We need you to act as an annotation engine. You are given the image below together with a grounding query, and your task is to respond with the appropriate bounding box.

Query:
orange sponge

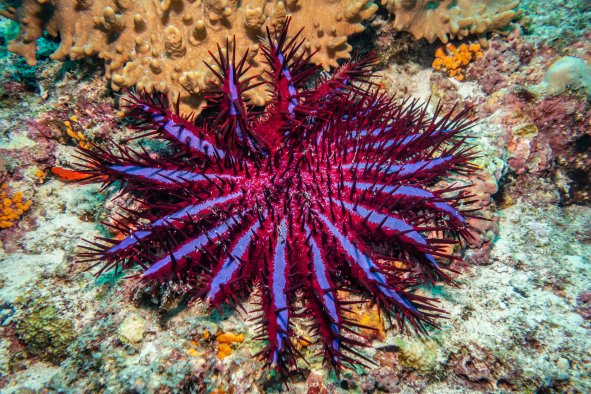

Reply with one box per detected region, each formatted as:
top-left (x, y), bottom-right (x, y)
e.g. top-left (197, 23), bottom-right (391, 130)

top-left (432, 42), bottom-right (484, 81)
top-left (0, 183), bottom-right (31, 229)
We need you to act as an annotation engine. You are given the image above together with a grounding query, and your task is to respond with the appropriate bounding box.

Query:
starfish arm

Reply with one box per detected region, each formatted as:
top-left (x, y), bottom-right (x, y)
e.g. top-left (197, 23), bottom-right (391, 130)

top-left (301, 225), bottom-right (344, 369)
top-left (204, 217), bottom-right (264, 305)
top-left (125, 92), bottom-right (225, 159)
top-left (342, 181), bottom-right (465, 225)
top-left (103, 192), bottom-right (244, 260)
top-left (141, 214), bottom-right (243, 280)
top-left (264, 219), bottom-right (292, 367)
top-left (204, 41), bottom-right (263, 152)
top-left (313, 209), bottom-right (436, 332)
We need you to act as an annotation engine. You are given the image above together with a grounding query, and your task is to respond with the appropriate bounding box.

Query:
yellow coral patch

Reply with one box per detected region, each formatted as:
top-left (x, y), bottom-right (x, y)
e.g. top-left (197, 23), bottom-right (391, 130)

top-left (210, 387), bottom-right (232, 394)
top-left (215, 332), bottom-right (244, 359)
top-left (343, 302), bottom-right (386, 341)
top-left (216, 332), bottom-right (244, 344)
top-left (0, 184), bottom-right (31, 229)
top-left (64, 115), bottom-right (91, 149)
top-left (358, 306), bottom-right (387, 341)
top-left (34, 168), bottom-right (46, 183)
top-left (432, 42), bottom-right (484, 81)
top-left (217, 343), bottom-right (233, 359)
top-left (295, 336), bottom-right (312, 351)
top-left (187, 347), bottom-right (204, 358)
top-left (202, 329), bottom-right (210, 340)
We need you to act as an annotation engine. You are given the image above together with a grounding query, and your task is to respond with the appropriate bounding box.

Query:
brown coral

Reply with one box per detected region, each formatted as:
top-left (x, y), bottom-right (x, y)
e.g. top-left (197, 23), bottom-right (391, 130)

top-left (381, 0), bottom-right (521, 45)
top-left (2, 0), bottom-right (377, 112)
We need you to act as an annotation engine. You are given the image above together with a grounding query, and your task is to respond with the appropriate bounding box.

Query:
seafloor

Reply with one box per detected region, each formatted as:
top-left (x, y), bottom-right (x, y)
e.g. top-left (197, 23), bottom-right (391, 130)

top-left (0, 1), bottom-right (590, 393)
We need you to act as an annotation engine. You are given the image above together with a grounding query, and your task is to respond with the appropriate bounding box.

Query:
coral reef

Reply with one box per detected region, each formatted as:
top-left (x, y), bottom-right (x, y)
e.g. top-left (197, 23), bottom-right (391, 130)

top-left (76, 24), bottom-right (477, 376)
top-left (0, 0), bottom-right (590, 392)
top-left (1, 0), bottom-right (377, 112)
top-left (0, 0), bottom-right (522, 113)
top-left (359, 203), bottom-right (591, 393)
top-left (394, 59), bottom-right (505, 263)
top-left (468, 27), bottom-right (591, 205)
top-left (381, 0), bottom-right (521, 45)
top-left (520, 0), bottom-right (591, 47)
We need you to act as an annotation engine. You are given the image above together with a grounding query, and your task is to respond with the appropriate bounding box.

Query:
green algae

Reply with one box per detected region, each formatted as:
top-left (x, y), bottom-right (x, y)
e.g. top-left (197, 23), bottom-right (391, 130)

top-left (394, 337), bottom-right (440, 373)
top-left (4, 19), bottom-right (19, 42)
top-left (16, 301), bottom-right (77, 363)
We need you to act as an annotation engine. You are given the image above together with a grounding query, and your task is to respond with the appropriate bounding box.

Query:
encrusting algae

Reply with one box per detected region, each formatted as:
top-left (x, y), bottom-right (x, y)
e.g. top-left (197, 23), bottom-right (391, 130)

top-left (15, 301), bottom-right (77, 363)
top-left (0, 183), bottom-right (31, 229)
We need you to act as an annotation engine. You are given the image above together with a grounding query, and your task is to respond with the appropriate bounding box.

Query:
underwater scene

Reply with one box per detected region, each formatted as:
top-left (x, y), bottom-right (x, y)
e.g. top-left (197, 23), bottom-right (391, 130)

top-left (0, 1), bottom-right (590, 393)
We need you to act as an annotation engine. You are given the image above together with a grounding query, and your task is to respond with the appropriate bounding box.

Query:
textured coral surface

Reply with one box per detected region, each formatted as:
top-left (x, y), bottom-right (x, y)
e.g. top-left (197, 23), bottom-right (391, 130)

top-left (0, 0), bottom-right (521, 112)
top-left (381, 0), bottom-right (521, 44)
top-left (2, 0), bottom-right (377, 112)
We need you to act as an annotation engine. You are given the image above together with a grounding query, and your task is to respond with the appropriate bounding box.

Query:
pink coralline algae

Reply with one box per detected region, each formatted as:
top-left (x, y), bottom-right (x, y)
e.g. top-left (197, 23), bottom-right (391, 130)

top-left (468, 27), bottom-right (591, 205)
top-left (77, 24), bottom-right (478, 376)
top-left (491, 82), bottom-right (591, 205)
top-left (576, 289), bottom-right (591, 321)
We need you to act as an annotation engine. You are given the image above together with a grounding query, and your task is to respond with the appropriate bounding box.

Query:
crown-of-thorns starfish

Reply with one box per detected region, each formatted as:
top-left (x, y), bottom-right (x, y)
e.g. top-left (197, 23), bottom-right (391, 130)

top-left (77, 20), bottom-right (479, 377)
